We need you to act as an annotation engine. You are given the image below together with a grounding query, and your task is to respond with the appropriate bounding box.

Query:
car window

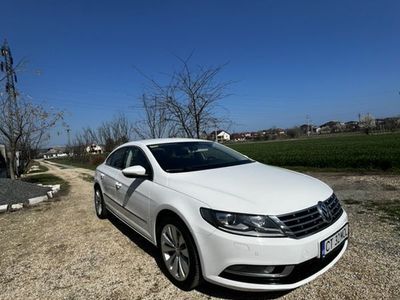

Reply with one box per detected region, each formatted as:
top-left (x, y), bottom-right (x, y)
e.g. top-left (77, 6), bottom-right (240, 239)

top-left (124, 147), bottom-right (152, 174)
top-left (148, 141), bottom-right (253, 173)
top-left (106, 147), bottom-right (127, 169)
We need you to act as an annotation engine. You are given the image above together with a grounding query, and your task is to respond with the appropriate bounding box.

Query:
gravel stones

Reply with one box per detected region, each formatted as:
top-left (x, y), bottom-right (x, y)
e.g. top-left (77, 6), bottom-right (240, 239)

top-left (0, 178), bottom-right (51, 206)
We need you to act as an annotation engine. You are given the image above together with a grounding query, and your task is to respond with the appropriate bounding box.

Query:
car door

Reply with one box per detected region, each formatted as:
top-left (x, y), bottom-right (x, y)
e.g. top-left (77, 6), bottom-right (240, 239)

top-left (101, 147), bottom-right (127, 205)
top-left (113, 146), bottom-right (153, 238)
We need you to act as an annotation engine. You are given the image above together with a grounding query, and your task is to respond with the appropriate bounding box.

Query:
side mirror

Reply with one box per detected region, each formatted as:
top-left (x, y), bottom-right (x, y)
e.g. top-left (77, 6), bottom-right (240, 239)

top-left (122, 165), bottom-right (147, 178)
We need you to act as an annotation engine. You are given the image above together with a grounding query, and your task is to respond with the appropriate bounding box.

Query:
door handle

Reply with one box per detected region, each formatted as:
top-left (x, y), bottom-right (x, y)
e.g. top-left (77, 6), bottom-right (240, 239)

top-left (115, 182), bottom-right (122, 190)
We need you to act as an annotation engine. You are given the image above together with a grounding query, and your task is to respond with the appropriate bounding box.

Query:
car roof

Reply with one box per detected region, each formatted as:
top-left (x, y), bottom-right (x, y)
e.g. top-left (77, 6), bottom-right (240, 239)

top-left (122, 138), bottom-right (213, 147)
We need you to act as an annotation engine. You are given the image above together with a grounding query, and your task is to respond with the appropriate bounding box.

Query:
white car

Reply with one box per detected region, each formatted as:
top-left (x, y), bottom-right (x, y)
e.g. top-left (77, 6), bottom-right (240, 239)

top-left (94, 138), bottom-right (348, 291)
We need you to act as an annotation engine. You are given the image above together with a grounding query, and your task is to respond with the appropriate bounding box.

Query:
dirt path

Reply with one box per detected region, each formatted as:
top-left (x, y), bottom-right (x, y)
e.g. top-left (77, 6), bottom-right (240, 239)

top-left (0, 164), bottom-right (399, 300)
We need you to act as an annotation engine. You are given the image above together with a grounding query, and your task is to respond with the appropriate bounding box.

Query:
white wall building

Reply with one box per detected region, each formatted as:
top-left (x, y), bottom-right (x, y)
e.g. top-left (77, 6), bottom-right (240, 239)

top-left (86, 144), bottom-right (104, 154)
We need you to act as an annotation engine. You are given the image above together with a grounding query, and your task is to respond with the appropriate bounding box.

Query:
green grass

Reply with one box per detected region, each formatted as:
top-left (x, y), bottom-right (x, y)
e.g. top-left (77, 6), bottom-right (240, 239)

top-left (22, 173), bottom-right (70, 196)
top-left (52, 155), bottom-right (105, 170)
top-left (229, 133), bottom-right (400, 173)
top-left (26, 162), bottom-right (49, 173)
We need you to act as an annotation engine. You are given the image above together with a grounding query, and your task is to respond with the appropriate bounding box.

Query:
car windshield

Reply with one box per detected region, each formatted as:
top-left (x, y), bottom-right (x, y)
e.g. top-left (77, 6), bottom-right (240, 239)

top-left (147, 141), bottom-right (253, 173)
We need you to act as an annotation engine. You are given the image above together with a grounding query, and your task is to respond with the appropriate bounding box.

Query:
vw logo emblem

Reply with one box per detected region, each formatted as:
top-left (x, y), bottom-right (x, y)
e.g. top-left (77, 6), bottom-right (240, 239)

top-left (317, 201), bottom-right (333, 223)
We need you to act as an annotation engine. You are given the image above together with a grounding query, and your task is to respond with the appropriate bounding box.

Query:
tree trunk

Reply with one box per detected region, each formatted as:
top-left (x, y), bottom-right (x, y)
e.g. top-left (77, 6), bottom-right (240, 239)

top-left (7, 146), bottom-right (16, 179)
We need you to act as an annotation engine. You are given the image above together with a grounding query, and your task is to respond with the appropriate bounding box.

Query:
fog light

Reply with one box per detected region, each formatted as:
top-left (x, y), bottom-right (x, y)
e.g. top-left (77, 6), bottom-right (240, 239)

top-left (223, 264), bottom-right (294, 278)
top-left (226, 265), bottom-right (275, 275)
top-left (263, 266), bottom-right (275, 274)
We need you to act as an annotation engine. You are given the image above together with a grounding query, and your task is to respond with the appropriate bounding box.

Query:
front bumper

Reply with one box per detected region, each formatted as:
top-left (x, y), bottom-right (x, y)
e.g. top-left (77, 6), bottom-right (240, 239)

top-left (195, 211), bottom-right (348, 291)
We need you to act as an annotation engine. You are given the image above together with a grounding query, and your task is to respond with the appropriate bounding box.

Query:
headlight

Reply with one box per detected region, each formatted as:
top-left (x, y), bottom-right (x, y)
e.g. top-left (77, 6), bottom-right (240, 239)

top-left (200, 208), bottom-right (286, 237)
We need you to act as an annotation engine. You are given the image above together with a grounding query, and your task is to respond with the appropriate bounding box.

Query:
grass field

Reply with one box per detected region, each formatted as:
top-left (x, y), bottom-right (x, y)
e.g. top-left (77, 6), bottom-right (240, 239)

top-left (52, 133), bottom-right (399, 173)
top-left (51, 155), bottom-right (105, 170)
top-left (22, 173), bottom-right (70, 196)
top-left (228, 133), bottom-right (400, 172)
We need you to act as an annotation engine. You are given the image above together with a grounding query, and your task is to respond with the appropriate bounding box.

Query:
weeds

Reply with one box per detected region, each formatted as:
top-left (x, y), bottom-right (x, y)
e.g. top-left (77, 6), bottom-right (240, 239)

top-left (79, 174), bottom-right (94, 183)
top-left (22, 174), bottom-right (70, 196)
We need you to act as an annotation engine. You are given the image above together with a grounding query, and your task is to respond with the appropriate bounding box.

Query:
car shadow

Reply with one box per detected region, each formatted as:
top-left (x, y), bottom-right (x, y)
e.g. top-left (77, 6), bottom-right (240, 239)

top-left (108, 213), bottom-right (159, 257)
top-left (108, 214), bottom-right (293, 300)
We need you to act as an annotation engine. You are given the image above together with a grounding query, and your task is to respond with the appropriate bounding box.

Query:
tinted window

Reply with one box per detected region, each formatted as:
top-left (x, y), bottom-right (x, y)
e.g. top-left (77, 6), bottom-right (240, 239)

top-left (106, 147), bottom-right (127, 169)
top-left (148, 142), bottom-right (253, 173)
top-left (124, 147), bottom-right (151, 173)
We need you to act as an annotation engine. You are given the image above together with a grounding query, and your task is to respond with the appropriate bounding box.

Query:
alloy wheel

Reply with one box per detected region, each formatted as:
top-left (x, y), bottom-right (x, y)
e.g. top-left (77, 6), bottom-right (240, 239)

top-left (160, 224), bottom-right (190, 281)
top-left (95, 189), bottom-right (102, 215)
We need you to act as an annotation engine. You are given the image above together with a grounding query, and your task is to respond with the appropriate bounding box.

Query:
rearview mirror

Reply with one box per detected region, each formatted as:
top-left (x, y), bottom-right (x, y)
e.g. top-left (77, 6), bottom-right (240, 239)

top-left (122, 165), bottom-right (147, 178)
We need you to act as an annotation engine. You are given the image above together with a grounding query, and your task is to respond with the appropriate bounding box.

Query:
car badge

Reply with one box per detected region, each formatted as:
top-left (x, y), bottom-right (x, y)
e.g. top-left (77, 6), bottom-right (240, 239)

top-left (317, 201), bottom-right (333, 223)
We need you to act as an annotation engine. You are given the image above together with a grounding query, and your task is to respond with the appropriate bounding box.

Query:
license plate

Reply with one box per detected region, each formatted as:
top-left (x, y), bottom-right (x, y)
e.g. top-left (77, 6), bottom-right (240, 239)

top-left (320, 224), bottom-right (349, 257)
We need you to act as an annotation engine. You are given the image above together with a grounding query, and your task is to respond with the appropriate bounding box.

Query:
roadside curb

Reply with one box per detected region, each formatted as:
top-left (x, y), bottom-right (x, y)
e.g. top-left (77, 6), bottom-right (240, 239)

top-left (28, 195), bottom-right (48, 205)
top-left (0, 204), bottom-right (8, 213)
top-left (0, 184), bottom-right (61, 214)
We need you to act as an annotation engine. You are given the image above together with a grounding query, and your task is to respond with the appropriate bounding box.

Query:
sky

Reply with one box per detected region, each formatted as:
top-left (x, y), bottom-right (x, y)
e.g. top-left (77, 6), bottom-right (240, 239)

top-left (1, 0), bottom-right (399, 146)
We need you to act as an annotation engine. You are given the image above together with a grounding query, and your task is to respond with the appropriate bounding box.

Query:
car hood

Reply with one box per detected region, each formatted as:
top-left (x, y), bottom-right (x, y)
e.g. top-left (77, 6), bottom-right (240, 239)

top-left (166, 162), bottom-right (333, 215)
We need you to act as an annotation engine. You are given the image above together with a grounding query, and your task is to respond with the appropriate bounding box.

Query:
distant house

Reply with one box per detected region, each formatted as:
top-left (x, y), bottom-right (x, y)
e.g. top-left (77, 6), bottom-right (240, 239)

top-left (319, 121), bottom-right (345, 134)
top-left (299, 124), bottom-right (317, 135)
top-left (376, 117), bottom-right (400, 130)
top-left (86, 143), bottom-right (104, 154)
top-left (276, 128), bottom-right (286, 135)
top-left (0, 144), bottom-right (8, 178)
top-left (208, 130), bottom-right (231, 142)
top-left (43, 147), bottom-right (68, 159)
top-left (260, 128), bottom-right (282, 136)
top-left (345, 121), bottom-right (359, 132)
top-left (244, 132), bottom-right (253, 139)
top-left (230, 133), bottom-right (246, 142)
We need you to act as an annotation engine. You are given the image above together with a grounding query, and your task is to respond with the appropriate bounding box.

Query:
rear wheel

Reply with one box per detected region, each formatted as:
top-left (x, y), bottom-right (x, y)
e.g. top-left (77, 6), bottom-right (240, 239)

top-left (158, 216), bottom-right (201, 290)
top-left (94, 187), bottom-right (108, 219)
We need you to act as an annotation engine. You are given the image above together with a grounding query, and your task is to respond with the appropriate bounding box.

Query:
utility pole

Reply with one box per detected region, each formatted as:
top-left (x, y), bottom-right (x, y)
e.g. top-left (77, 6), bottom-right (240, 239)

top-left (306, 115), bottom-right (311, 137)
top-left (1, 40), bottom-right (18, 102)
top-left (66, 128), bottom-right (71, 146)
top-left (0, 40), bottom-right (19, 178)
top-left (66, 127), bottom-right (72, 156)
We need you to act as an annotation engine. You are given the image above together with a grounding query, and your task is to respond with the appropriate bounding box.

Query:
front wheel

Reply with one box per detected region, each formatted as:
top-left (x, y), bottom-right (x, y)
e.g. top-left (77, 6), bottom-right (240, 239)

top-left (94, 187), bottom-right (108, 219)
top-left (158, 217), bottom-right (202, 290)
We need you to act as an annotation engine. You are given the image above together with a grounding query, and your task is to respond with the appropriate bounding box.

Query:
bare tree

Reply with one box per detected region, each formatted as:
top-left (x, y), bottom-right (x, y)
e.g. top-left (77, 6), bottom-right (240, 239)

top-left (133, 94), bottom-right (177, 139)
top-left (72, 113), bottom-right (133, 155)
top-left (70, 132), bottom-right (87, 156)
top-left (359, 113), bottom-right (376, 135)
top-left (0, 94), bottom-right (63, 178)
top-left (97, 113), bottom-right (132, 152)
top-left (138, 56), bottom-right (232, 139)
top-left (18, 119), bottom-right (50, 171)
top-left (82, 126), bottom-right (98, 145)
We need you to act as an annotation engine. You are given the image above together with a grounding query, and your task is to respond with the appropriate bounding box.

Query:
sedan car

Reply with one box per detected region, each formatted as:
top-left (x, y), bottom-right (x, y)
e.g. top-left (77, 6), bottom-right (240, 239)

top-left (94, 138), bottom-right (348, 291)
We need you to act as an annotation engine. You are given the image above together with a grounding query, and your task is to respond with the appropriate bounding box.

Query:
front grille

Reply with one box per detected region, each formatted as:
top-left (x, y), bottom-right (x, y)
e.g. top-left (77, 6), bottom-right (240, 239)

top-left (277, 194), bottom-right (343, 238)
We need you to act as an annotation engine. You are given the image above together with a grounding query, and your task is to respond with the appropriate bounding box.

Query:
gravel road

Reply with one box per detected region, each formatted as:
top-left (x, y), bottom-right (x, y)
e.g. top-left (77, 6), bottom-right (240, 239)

top-left (0, 162), bottom-right (399, 300)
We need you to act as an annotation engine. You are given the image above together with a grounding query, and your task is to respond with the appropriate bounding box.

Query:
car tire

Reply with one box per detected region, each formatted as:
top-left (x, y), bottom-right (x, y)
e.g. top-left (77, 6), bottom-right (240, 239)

top-left (157, 216), bottom-right (202, 290)
top-left (94, 187), bottom-right (108, 219)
